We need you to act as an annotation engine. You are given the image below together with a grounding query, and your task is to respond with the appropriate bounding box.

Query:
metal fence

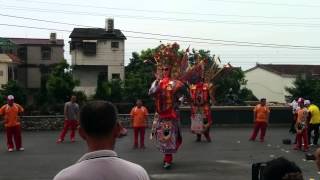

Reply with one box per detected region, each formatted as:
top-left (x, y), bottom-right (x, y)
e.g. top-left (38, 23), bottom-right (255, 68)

top-left (18, 114), bottom-right (156, 130)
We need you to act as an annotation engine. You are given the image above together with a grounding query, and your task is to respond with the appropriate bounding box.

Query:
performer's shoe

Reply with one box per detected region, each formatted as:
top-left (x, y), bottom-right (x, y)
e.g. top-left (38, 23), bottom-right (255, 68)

top-left (56, 139), bottom-right (63, 144)
top-left (8, 148), bottom-right (13, 152)
top-left (206, 137), bottom-right (212, 142)
top-left (133, 145), bottom-right (138, 149)
top-left (260, 139), bottom-right (265, 143)
top-left (294, 146), bottom-right (301, 150)
top-left (249, 138), bottom-right (255, 141)
top-left (18, 147), bottom-right (24, 151)
top-left (196, 138), bottom-right (201, 142)
top-left (140, 145), bottom-right (146, 149)
top-left (163, 162), bottom-right (171, 169)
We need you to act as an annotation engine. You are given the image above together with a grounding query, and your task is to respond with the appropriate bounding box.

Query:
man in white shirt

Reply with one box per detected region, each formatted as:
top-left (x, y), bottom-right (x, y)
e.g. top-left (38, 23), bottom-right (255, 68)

top-left (53, 101), bottom-right (149, 180)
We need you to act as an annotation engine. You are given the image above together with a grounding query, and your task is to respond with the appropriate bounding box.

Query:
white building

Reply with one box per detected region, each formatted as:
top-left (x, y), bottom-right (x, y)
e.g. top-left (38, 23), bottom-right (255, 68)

top-left (69, 19), bottom-right (126, 96)
top-left (245, 64), bottom-right (320, 103)
top-left (0, 54), bottom-right (20, 87)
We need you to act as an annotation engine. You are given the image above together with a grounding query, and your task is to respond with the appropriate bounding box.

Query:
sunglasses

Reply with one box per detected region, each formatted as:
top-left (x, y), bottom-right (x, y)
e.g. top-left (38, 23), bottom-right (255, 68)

top-left (163, 68), bottom-right (169, 71)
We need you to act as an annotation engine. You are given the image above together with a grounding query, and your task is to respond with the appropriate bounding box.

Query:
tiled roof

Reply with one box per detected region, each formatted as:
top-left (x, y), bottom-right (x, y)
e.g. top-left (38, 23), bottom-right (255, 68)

top-left (7, 54), bottom-right (21, 64)
top-left (0, 54), bottom-right (21, 64)
top-left (8, 38), bottom-right (64, 46)
top-left (246, 64), bottom-right (320, 76)
top-left (69, 28), bottom-right (126, 40)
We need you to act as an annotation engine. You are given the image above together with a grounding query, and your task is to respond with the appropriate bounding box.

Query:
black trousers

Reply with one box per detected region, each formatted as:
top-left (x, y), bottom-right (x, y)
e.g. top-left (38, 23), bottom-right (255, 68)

top-left (308, 123), bottom-right (320, 145)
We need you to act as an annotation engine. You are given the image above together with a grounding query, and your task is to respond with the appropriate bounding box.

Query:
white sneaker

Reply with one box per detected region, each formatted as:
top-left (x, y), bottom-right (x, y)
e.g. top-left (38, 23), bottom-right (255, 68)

top-left (19, 147), bottom-right (24, 151)
top-left (8, 148), bottom-right (13, 152)
top-left (163, 162), bottom-right (171, 169)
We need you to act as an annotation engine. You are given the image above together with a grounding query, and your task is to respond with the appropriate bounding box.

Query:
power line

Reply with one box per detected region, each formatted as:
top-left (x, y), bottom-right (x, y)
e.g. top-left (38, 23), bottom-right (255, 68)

top-left (0, 23), bottom-right (71, 32)
top-left (6, 0), bottom-right (320, 20)
top-left (1, 23), bottom-right (320, 51)
top-left (125, 36), bottom-right (320, 50)
top-left (1, 13), bottom-right (320, 50)
top-left (2, 5), bottom-right (320, 28)
top-left (205, 0), bottom-right (320, 8)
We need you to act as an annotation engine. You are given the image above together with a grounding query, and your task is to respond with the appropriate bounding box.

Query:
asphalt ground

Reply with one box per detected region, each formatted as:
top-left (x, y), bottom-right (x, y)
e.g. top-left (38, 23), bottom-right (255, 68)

top-left (0, 127), bottom-right (319, 180)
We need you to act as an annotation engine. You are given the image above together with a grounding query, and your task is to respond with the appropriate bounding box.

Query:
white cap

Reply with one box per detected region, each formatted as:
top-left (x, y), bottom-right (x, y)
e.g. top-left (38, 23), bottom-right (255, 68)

top-left (7, 95), bottom-right (14, 100)
top-left (304, 100), bottom-right (311, 106)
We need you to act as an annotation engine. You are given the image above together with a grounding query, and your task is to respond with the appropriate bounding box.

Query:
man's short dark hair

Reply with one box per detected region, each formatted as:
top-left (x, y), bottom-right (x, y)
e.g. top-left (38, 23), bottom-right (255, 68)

top-left (261, 98), bottom-right (266, 102)
top-left (80, 101), bottom-right (118, 138)
top-left (263, 157), bottom-right (303, 180)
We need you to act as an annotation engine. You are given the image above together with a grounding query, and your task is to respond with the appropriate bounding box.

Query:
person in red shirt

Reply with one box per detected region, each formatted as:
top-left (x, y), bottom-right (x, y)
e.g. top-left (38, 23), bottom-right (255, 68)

top-left (249, 98), bottom-right (270, 142)
top-left (130, 99), bottom-right (149, 149)
top-left (0, 95), bottom-right (24, 152)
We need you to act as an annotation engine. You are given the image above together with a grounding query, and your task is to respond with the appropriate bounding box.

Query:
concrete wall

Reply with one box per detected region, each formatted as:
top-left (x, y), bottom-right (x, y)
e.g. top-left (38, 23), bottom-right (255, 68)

top-left (27, 46), bottom-right (64, 65)
top-left (179, 106), bottom-right (292, 125)
top-left (71, 39), bottom-right (125, 81)
top-left (16, 45), bottom-right (64, 89)
top-left (0, 63), bottom-right (8, 86)
top-left (27, 67), bottom-right (41, 88)
top-left (245, 68), bottom-right (295, 103)
top-left (73, 66), bottom-right (108, 96)
top-left (0, 106), bottom-right (291, 131)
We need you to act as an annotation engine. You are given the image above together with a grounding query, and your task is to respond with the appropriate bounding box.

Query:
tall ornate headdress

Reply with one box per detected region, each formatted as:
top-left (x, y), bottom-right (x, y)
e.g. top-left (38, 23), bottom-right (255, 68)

top-left (151, 42), bottom-right (232, 83)
top-left (153, 42), bottom-right (186, 79)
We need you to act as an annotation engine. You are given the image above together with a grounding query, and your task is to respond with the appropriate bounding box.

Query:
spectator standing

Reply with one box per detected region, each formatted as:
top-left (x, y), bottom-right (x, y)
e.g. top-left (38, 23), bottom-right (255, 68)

top-left (0, 95), bottom-right (24, 152)
top-left (57, 95), bottom-right (80, 143)
top-left (53, 101), bottom-right (149, 180)
top-left (130, 99), bottom-right (149, 149)
top-left (249, 98), bottom-right (270, 142)
top-left (305, 100), bottom-right (320, 146)
top-left (294, 99), bottom-right (309, 152)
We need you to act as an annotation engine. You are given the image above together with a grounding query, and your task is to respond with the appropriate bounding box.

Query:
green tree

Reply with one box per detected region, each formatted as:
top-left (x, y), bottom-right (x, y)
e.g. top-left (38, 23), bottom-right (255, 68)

top-left (214, 68), bottom-right (257, 105)
top-left (94, 79), bottom-right (123, 102)
top-left (286, 75), bottom-right (320, 105)
top-left (0, 80), bottom-right (27, 105)
top-left (124, 51), bottom-right (155, 111)
top-left (73, 91), bottom-right (87, 106)
top-left (46, 60), bottom-right (79, 104)
top-left (125, 47), bottom-right (256, 107)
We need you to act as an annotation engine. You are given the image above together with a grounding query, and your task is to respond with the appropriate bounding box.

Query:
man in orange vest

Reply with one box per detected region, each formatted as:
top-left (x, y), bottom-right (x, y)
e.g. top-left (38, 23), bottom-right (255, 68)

top-left (249, 98), bottom-right (270, 142)
top-left (130, 99), bottom-right (149, 149)
top-left (0, 95), bottom-right (24, 152)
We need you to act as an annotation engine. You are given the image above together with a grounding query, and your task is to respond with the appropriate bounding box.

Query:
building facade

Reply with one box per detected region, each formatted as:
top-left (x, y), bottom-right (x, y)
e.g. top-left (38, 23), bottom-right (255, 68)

top-left (69, 19), bottom-right (126, 96)
top-left (0, 54), bottom-right (20, 87)
top-left (8, 35), bottom-right (64, 89)
top-left (245, 64), bottom-right (320, 103)
top-left (0, 35), bottom-right (64, 89)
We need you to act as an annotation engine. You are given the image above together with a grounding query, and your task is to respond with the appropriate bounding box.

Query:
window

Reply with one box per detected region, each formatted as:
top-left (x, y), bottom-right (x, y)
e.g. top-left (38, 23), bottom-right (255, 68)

top-left (18, 47), bottom-right (27, 61)
top-left (41, 47), bottom-right (51, 60)
top-left (8, 67), bottom-right (12, 80)
top-left (0, 70), bottom-right (3, 76)
top-left (83, 42), bottom-right (97, 55)
top-left (13, 68), bottom-right (18, 80)
top-left (112, 73), bottom-right (120, 80)
top-left (111, 42), bottom-right (119, 49)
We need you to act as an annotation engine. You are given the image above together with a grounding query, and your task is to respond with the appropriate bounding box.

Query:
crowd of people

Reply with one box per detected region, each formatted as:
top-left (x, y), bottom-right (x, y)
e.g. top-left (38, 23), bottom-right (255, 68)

top-left (289, 98), bottom-right (320, 152)
top-left (1, 92), bottom-right (320, 179)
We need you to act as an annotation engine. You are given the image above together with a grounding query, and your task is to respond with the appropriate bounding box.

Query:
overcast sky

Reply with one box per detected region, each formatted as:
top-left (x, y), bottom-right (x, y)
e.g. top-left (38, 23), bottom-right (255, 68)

top-left (1, 0), bottom-right (320, 69)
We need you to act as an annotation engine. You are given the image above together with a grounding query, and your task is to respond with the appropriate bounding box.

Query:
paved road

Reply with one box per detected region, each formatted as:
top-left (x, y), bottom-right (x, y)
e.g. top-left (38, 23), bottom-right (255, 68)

top-left (0, 127), bottom-right (319, 180)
